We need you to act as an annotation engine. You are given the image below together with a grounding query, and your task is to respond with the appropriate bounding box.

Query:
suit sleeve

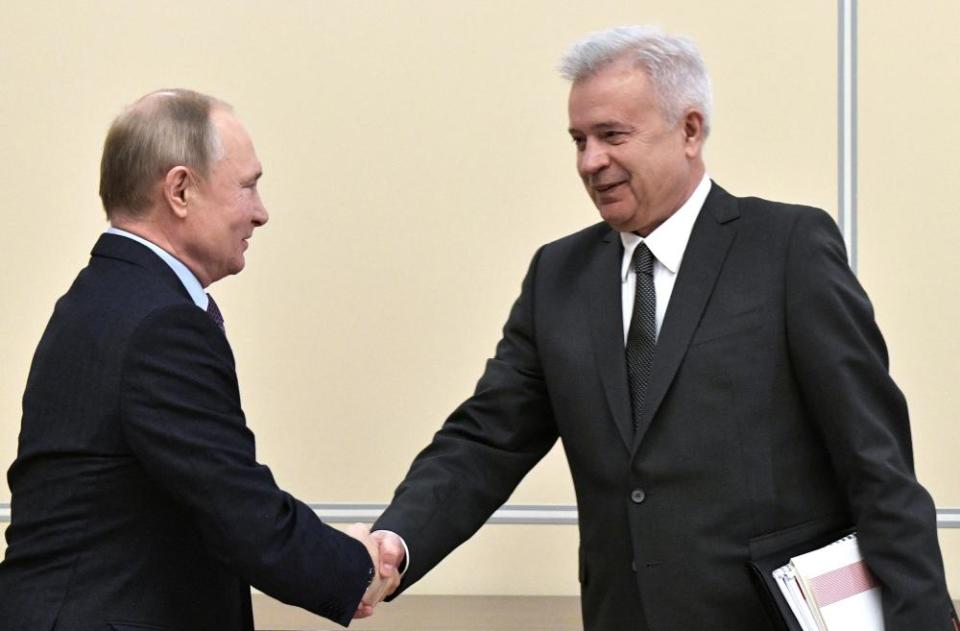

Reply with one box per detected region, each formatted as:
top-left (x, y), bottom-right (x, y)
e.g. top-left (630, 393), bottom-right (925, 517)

top-left (118, 304), bottom-right (372, 627)
top-left (374, 247), bottom-right (559, 592)
top-left (784, 208), bottom-right (955, 629)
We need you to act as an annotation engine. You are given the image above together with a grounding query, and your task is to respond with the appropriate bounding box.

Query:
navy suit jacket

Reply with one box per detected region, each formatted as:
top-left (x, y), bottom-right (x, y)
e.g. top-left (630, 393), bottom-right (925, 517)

top-left (374, 184), bottom-right (955, 631)
top-left (0, 234), bottom-right (371, 630)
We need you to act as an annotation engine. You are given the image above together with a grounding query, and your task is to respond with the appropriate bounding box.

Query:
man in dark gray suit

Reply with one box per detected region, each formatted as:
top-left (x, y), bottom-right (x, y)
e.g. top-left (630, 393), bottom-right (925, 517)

top-left (369, 26), bottom-right (956, 630)
top-left (0, 89), bottom-right (392, 630)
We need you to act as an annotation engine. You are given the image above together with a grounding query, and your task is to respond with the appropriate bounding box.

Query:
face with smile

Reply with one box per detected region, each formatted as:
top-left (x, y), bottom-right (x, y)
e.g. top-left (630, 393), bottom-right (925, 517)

top-left (179, 109), bottom-right (268, 286)
top-left (568, 57), bottom-right (704, 236)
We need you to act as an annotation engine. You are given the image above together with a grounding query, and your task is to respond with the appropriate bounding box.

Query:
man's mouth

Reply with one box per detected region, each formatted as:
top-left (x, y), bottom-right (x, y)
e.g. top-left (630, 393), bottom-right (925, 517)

top-left (593, 181), bottom-right (625, 193)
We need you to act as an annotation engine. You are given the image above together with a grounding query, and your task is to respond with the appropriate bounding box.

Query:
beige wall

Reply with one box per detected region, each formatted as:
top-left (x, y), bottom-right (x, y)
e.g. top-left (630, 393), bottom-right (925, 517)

top-left (0, 0), bottom-right (954, 597)
top-left (858, 0), bottom-right (960, 595)
top-left (859, 1), bottom-right (960, 504)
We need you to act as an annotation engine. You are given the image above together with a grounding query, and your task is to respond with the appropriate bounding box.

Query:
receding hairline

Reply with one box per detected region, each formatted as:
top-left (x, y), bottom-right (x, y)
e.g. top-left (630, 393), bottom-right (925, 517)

top-left (128, 89), bottom-right (232, 114)
top-left (117, 90), bottom-right (235, 150)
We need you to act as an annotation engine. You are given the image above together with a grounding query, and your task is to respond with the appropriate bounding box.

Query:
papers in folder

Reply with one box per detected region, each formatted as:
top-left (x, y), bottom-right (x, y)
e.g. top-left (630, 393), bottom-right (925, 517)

top-left (772, 532), bottom-right (884, 631)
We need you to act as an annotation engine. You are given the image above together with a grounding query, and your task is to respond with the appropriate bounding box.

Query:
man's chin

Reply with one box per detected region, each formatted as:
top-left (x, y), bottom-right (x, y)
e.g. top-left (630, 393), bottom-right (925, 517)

top-left (597, 206), bottom-right (638, 232)
top-left (222, 257), bottom-right (246, 280)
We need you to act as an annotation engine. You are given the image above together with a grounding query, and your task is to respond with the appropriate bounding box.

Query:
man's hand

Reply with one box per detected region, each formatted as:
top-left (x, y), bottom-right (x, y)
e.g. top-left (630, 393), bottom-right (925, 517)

top-left (345, 524), bottom-right (406, 618)
top-left (370, 530), bottom-right (405, 598)
top-left (345, 523), bottom-right (385, 619)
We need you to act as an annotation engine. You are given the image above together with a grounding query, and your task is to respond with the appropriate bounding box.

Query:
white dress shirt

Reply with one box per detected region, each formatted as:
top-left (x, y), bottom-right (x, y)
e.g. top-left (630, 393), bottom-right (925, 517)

top-left (619, 174), bottom-right (712, 344)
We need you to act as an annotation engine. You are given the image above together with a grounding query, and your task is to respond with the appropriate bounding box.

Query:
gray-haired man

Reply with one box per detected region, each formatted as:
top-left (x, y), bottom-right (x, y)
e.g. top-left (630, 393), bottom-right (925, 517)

top-left (369, 26), bottom-right (955, 631)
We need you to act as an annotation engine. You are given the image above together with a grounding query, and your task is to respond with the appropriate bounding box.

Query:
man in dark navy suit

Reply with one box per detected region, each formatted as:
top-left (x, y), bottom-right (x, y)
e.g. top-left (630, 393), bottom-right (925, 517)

top-left (0, 89), bottom-right (391, 630)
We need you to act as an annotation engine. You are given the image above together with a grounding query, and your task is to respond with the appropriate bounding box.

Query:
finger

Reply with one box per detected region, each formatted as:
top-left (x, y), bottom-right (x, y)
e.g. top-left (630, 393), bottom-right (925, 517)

top-left (353, 602), bottom-right (375, 619)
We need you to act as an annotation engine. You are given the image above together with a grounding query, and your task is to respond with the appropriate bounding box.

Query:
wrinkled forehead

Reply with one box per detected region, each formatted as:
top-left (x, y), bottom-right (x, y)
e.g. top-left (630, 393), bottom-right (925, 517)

top-left (568, 59), bottom-right (656, 116)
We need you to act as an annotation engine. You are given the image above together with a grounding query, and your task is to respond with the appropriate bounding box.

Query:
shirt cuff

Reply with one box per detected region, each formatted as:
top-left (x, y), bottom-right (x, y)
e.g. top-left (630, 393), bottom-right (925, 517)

top-left (374, 529), bottom-right (410, 577)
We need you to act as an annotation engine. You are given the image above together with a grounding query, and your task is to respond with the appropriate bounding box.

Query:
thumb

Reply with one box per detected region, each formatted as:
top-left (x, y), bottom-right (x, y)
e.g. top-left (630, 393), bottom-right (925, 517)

top-left (372, 531), bottom-right (404, 575)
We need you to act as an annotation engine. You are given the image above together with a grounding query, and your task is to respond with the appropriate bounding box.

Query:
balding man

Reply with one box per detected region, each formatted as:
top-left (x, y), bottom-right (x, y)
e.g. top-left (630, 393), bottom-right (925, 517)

top-left (370, 26), bottom-right (956, 630)
top-left (0, 90), bottom-right (390, 630)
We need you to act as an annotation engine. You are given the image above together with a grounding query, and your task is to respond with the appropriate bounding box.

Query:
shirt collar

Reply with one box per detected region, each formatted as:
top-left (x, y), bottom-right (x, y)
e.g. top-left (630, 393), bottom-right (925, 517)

top-left (105, 227), bottom-right (209, 310)
top-left (619, 173), bottom-right (712, 281)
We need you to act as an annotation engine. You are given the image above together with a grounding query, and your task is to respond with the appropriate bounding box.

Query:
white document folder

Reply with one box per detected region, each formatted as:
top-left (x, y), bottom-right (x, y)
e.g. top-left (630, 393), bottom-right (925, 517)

top-left (774, 533), bottom-right (884, 631)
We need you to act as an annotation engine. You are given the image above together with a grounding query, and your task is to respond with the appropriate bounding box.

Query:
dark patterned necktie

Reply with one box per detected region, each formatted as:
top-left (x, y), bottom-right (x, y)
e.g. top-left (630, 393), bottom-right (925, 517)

top-left (206, 293), bottom-right (225, 332)
top-left (626, 242), bottom-right (656, 431)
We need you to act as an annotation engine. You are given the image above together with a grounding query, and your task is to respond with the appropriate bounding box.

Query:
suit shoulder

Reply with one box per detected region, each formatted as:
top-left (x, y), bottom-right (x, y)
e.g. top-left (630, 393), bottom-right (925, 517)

top-left (86, 252), bottom-right (192, 309)
top-left (538, 221), bottom-right (611, 258)
top-left (47, 254), bottom-right (201, 353)
top-left (734, 194), bottom-right (833, 227)
top-left (736, 197), bottom-right (843, 254)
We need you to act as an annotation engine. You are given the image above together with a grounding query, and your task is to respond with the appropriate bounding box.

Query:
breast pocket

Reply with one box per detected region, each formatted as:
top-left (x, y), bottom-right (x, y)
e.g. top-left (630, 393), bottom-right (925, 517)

top-left (689, 306), bottom-right (764, 347)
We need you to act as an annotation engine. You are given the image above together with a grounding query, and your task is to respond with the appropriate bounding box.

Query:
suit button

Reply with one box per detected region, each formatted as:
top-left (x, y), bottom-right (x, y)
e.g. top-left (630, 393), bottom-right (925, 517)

top-left (630, 489), bottom-right (646, 504)
top-left (631, 560), bottom-right (637, 572)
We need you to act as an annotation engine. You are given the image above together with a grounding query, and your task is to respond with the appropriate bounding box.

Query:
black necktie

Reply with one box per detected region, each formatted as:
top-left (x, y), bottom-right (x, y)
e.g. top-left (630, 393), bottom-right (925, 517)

top-left (626, 242), bottom-right (656, 431)
top-left (206, 293), bottom-right (225, 332)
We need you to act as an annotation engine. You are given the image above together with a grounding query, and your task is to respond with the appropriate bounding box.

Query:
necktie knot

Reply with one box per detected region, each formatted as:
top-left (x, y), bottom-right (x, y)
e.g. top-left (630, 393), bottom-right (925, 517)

top-left (206, 293), bottom-right (225, 332)
top-left (632, 242), bottom-right (654, 276)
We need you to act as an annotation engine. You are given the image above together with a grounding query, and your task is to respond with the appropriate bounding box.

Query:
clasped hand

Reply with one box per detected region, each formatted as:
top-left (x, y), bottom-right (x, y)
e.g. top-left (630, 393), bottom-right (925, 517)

top-left (345, 523), bottom-right (406, 619)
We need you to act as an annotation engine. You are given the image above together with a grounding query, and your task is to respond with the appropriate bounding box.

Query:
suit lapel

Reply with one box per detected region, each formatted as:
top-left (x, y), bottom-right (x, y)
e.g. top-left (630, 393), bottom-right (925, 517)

top-left (632, 184), bottom-right (740, 451)
top-left (587, 230), bottom-right (634, 452)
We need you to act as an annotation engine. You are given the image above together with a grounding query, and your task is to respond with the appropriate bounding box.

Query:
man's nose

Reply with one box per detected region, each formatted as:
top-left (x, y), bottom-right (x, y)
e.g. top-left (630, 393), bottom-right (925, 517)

top-left (253, 200), bottom-right (269, 227)
top-left (578, 139), bottom-right (610, 175)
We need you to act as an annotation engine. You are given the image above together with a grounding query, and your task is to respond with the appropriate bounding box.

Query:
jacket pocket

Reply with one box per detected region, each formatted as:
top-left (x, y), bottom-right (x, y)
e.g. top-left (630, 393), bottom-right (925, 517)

top-left (690, 306), bottom-right (764, 347)
top-left (108, 622), bottom-right (168, 631)
top-left (747, 513), bottom-right (849, 561)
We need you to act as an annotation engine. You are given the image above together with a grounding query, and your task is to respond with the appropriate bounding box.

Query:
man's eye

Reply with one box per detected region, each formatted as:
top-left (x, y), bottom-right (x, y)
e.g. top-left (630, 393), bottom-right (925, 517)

top-left (571, 137), bottom-right (586, 150)
top-left (603, 131), bottom-right (626, 142)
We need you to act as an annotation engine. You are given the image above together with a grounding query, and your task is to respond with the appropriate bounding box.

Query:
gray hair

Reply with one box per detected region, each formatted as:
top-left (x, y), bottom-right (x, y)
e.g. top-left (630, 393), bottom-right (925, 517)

top-left (99, 89), bottom-right (230, 218)
top-left (559, 26), bottom-right (712, 137)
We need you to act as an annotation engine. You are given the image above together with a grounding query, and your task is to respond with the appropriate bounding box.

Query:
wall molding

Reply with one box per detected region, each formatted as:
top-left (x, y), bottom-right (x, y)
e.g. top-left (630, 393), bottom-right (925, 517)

top-left (1, 503), bottom-right (957, 528)
top-left (838, 0), bottom-right (858, 271)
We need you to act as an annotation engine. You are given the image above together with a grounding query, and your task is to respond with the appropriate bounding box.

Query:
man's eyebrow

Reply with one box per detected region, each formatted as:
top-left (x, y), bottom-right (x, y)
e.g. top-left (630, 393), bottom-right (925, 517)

top-left (568, 121), bottom-right (629, 135)
top-left (594, 121), bottom-right (624, 129)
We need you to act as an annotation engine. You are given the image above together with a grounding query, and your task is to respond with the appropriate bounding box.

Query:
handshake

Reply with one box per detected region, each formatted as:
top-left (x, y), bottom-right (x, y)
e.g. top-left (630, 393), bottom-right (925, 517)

top-left (346, 524), bottom-right (407, 619)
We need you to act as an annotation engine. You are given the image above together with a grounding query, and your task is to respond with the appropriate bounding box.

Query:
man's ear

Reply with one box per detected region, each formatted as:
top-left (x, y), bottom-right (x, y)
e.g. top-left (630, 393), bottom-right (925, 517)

top-left (162, 166), bottom-right (193, 219)
top-left (681, 109), bottom-right (705, 158)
